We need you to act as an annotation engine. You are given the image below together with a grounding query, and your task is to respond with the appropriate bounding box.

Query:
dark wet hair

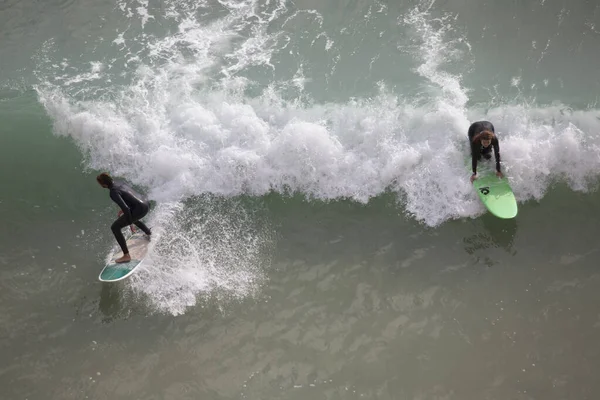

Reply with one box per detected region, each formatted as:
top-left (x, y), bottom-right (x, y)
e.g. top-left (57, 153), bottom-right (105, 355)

top-left (472, 130), bottom-right (496, 143)
top-left (96, 172), bottom-right (113, 186)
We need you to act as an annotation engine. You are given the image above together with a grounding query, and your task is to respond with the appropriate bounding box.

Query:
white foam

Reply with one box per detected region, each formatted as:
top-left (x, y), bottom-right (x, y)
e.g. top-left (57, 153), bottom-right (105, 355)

top-left (36, 2), bottom-right (600, 219)
top-left (135, 0), bottom-right (154, 28)
top-left (33, 1), bottom-right (600, 313)
top-left (126, 201), bottom-right (271, 316)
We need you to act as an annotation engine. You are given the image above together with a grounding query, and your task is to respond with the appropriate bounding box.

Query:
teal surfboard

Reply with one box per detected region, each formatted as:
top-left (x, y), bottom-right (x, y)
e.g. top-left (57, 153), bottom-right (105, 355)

top-left (467, 158), bottom-right (518, 219)
top-left (99, 233), bottom-right (150, 282)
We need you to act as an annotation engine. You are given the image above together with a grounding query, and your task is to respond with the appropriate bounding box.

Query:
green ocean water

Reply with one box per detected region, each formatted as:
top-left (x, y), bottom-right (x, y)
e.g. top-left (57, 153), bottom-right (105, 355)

top-left (3, 0), bottom-right (600, 398)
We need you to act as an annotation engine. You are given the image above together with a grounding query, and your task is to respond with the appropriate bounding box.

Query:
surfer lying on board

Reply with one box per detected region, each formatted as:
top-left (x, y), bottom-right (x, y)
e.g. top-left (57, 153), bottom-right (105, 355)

top-left (468, 120), bottom-right (503, 183)
top-left (96, 173), bottom-right (152, 263)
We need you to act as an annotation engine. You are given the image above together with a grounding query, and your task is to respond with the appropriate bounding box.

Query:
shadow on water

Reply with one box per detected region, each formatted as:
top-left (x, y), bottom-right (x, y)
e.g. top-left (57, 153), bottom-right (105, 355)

top-left (97, 281), bottom-right (161, 323)
top-left (98, 282), bottom-right (159, 322)
top-left (98, 283), bottom-right (130, 323)
top-left (462, 213), bottom-right (518, 266)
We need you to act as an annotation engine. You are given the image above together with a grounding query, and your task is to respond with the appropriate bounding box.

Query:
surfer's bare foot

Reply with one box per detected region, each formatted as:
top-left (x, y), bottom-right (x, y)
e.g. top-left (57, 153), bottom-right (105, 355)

top-left (115, 253), bottom-right (131, 263)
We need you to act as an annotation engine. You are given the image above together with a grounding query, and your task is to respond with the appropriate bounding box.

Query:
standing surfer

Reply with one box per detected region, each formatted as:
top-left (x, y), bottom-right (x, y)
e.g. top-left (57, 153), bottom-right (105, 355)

top-left (96, 173), bottom-right (152, 263)
top-left (468, 120), bottom-right (503, 183)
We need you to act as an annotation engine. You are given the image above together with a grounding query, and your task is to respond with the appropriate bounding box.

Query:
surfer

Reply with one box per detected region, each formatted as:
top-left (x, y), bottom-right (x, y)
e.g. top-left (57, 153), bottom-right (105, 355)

top-left (96, 173), bottom-right (152, 263)
top-left (468, 120), bottom-right (503, 183)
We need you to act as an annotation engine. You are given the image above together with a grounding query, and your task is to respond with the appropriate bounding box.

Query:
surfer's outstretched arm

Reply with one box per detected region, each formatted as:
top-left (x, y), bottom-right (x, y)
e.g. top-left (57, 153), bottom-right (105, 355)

top-left (468, 122), bottom-right (480, 179)
top-left (471, 150), bottom-right (478, 175)
top-left (470, 138), bottom-right (479, 182)
top-left (491, 138), bottom-right (503, 178)
top-left (493, 140), bottom-right (501, 172)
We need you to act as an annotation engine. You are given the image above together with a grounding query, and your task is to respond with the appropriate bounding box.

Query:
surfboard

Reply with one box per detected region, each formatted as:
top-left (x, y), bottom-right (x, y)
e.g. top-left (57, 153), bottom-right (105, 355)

top-left (98, 233), bottom-right (150, 282)
top-left (467, 157), bottom-right (518, 219)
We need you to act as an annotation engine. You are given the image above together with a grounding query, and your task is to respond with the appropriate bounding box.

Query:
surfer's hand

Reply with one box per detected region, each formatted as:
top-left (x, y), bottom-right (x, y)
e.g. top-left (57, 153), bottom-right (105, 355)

top-left (496, 171), bottom-right (504, 179)
top-left (470, 174), bottom-right (477, 183)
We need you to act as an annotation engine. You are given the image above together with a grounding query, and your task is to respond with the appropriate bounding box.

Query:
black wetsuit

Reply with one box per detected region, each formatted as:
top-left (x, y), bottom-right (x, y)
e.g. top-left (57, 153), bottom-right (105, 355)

top-left (468, 120), bottom-right (501, 175)
top-left (108, 180), bottom-right (151, 254)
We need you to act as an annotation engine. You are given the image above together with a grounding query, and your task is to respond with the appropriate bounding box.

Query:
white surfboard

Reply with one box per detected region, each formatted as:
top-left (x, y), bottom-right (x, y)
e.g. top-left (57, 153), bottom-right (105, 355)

top-left (99, 233), bottom-right (150, 282)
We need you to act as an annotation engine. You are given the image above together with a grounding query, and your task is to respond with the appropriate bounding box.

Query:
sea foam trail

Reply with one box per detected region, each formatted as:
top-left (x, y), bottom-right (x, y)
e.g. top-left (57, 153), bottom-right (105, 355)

top-left (125, 199), bottom-right (272, 316)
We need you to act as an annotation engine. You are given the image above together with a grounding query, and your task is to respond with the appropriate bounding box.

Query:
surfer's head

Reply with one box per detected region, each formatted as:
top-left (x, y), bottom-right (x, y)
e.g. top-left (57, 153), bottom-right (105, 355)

top-left (96, 172), bottom-right (113, 188)
top-left (473, 130), bottom-right (495, 148)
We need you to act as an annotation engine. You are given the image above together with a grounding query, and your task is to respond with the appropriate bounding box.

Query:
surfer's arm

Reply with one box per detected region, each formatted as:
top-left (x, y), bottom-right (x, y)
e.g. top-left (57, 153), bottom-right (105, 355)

top-left (110, 192), bottom-right (133, 223)
top-left (493, 140), bottom-right (501, 172)
top-left (470, 144), bottom-right (478, 174)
